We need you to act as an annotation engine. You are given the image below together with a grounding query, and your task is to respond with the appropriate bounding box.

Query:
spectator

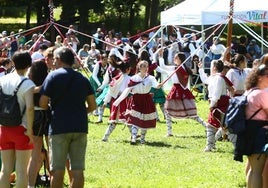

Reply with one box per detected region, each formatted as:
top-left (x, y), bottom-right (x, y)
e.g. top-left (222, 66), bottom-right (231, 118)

top-left (8, 31), bottom-right (19, 57)
top-left (88, 43), bottom-right (101, 62)
top-left (25, 33), bottom-right (38, 49)
top-left (236, 36), bottom-right (253, 65)
top-left (238, 64), bottom-right (268, 188)
top-left (77, 44), bottom-right (90, 60)
top-left (68, 31), bottom-right (80, 53)
top-left (0, 58), bottom-right (13, 77)
top-left (17, 29), bottom-right (26, 47)
top-left (0, 51), bottom-right (35, 188)
top-left (39, 47), bottom-right (96, 188)
top-left (92, 28), bottom-right (104, 51)
top-left (210, 36), bottom-right (226, 60)
top-left (31, 44), bottom-right (48, 61)
top-left (27, 59), bottom-right (49, 188)
top-left (34, 34), bottom-right (51, 52)
top-left (54, 35), bottom-right (63, 48)
top-left (246, 39), bottom-right (261, 60)
top-left (104, 30), bottom-right (116, 55)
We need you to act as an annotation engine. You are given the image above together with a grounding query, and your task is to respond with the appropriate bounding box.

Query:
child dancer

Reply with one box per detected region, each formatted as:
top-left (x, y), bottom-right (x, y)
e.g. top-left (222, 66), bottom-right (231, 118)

top-left (102, 61), bottom-right (132, 141)
top-left (113, 60), bottom-right (162, 144)
top-left (158, 50), bottom-right (206, 136)
top-left (199, 59), bottom-right (235, 151)
top-left (89, 53), bottom-right (109, 123)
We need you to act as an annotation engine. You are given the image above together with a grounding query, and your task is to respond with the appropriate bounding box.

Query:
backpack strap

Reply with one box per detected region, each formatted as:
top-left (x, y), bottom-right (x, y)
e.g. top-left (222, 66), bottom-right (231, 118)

top-left (14, 78), bottom-right (28, 95)
top-left (14, 78), bottom-right (28, 116)
top-left (248, 108), bottom-right (262, 120)
top-left (246, 88), bottom-right (262, 120)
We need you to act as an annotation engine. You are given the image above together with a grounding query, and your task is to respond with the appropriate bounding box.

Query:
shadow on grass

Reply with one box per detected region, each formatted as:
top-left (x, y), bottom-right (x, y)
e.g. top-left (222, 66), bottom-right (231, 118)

top-left (122, 140), bottom-right (172, 148)
top-left (173, 135), bottom-right (206, 139)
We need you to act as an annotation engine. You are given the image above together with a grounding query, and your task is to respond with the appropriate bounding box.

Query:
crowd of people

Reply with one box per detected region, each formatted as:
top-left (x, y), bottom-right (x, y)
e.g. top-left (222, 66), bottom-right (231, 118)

top-left (0, 24), bottom-right (268, 188)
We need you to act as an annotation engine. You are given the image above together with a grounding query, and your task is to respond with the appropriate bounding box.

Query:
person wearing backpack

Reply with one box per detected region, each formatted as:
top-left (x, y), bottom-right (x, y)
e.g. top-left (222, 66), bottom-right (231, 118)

top-left (0, 51), bottom-right (35, 188)
top-left (240, 64), bottom-right (268, 188)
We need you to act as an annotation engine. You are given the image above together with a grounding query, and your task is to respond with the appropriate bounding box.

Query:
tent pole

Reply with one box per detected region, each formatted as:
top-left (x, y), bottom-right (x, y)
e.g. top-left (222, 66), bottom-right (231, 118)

top-left (261, 23), bottom-right (264, 55)
top-left (226, 0), bottom-right (234, 61)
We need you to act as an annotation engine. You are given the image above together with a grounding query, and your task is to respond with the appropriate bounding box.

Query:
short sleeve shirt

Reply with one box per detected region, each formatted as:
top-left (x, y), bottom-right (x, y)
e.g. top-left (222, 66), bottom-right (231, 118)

top-left (245, 89), bottom-right (268, 120)
top-left (40, 68), bottom-right (94, 135)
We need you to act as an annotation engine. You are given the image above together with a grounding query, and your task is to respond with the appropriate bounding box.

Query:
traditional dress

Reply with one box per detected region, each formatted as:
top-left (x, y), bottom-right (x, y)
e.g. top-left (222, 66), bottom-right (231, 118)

top-left (89, 61), bottom-right (108, 97)
top-left (104, 73), bottom-right (131, 123)
top-left (115, 74), bottom-right (159, 129)
top-left (96, 65), bottom-right (120, 106)
top-left (207, 73), bottom-right (231, 128)
top-left (113, 73), bottom-right (159, 144)
top-left (102, 72), bottom-right (131, 142)
top-left (165, 66), bottom-right (197, 118)
top-left (199, 68), bottom-right (236, 151)
top-left (159, 57), bottom-right (206, 136)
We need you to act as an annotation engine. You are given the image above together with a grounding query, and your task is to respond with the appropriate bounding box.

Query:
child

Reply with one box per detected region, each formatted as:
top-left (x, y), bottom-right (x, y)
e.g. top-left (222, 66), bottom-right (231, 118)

top-left (113, 60), bottom-right (162, 144)
top-left (158, 50), bottom-right (206, 136)
top-left (102, 61), bottom-right (132, 141)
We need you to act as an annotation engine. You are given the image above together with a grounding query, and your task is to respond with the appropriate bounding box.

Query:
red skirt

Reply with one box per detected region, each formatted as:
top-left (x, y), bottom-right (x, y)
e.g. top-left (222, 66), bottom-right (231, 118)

top-left (126, 93), bottom-right (157, 129)
top-left (208, 95), bottom-right (230, 128)
top-left (165, 84), bottom-right (197, 118)
top-left (109, 97), bottom-right (128, 123)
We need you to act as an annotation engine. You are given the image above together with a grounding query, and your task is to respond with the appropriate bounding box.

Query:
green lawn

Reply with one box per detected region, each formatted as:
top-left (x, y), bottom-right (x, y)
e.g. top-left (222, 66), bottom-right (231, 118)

top-left (82, 99), bottom-right (246, 188)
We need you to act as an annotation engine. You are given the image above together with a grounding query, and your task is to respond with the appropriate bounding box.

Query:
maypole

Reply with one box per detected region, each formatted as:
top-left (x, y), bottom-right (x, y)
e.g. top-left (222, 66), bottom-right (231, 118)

top-left (48, 0), bottom-right (55, 44)
top-left (226, 0), bottom-right (234, 61)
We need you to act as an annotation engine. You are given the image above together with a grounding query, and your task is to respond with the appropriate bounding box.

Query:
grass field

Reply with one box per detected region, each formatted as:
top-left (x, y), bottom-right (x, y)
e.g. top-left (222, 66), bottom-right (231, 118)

top-left (80, 98), bottom-right (247, 188)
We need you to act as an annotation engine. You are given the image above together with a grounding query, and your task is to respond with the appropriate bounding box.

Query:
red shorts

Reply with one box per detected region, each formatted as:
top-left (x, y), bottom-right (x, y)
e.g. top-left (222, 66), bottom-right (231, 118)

top-left (0, 125), bottom-right (34, 150)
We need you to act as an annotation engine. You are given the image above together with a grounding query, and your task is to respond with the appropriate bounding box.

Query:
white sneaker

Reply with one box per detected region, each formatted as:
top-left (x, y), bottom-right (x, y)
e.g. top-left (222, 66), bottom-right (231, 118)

top-left (166, 133), bottom-right (174, 137)
top-left (204, 146), bottom-right (216, 152)
top-left (102, 137), bottom-right (108, 142)
top-left (130, 138), bottom-right (136, 145)
top-left (204, 146), bottom-right (212, 152)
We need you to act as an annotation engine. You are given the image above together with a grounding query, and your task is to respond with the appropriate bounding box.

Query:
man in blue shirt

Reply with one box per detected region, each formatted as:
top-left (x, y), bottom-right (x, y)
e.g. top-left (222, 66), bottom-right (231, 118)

top-left (39, 47), bottom-right (96, 188)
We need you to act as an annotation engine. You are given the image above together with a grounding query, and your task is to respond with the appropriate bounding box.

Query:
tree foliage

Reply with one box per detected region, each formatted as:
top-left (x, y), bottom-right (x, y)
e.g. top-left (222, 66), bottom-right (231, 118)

top-left (0, 0), bottom-right (182, 33)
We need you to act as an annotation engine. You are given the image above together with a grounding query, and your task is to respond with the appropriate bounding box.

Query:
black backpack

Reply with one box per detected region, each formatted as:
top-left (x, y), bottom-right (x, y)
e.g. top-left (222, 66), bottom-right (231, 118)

top-left (224, 89), bottom-right (261, 134)
top-left (0, 78), bottom-right (28, 126)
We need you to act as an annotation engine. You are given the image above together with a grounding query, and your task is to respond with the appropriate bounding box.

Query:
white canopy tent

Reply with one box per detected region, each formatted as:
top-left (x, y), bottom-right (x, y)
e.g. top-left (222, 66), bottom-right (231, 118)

top-left (160, 0), bottom-right (268, 26)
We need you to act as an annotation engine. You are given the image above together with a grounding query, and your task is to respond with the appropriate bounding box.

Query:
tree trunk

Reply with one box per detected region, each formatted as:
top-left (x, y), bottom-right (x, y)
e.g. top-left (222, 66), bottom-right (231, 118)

top-left (26, 3), bottom-right (32, 29)
top-left (36, 2), bottom-right (42, 25)
top-left (128, 0), bottom-right (135, 33)
top-left (144, 0), bottom-right (151, 28)
top-left (150, 0), bottom-right (159, 28)
top-left (61, 0), bottom-right (76, 24)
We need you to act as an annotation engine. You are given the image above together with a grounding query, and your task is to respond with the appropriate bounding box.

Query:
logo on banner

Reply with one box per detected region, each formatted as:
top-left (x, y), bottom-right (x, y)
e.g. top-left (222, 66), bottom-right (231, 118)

top-left (247, 11), bottom-right (267, 21)
top-left (221, 11), bottom-right (267, 22)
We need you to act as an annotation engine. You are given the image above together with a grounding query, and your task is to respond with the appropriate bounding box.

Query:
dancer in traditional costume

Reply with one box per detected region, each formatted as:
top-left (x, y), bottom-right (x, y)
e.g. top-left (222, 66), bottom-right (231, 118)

top-left (113, 60), bottom-right (162, 144)
top-left (96, 54), bottom-right (121, 115)
top-left (102, 61), bottom-right (131, 141)
top-left (89, 53), bottom-right (109, 123)
top-left (158, 51), bottom-right (206, 136)
top-left (138, 49), bottom-right (166, 121)
top-left (199, 59), bottom-right (235, 152)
